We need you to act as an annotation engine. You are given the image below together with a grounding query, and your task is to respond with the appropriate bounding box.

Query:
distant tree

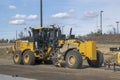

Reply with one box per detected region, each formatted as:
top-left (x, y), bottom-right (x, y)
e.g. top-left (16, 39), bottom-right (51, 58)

top-left (6, 39), bottom-right (9, 43)
top-left (106, 27), bottom-right (116, 35)
top-left (87, 29), bottom-right (101, 36)
top-left (18, 31), bottom-right (24, 38)
top-left (9, 39), bottom-right (15, 43)
top-left (113, 27), bottom-right (116, 34)
top-left (1, 38), bottom-right (4, 43)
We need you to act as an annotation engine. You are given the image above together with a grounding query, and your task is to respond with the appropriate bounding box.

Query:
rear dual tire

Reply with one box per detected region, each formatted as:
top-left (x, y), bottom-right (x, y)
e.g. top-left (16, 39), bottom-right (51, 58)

top-left (13, 50), bottom-right (35, 65)
top-left (87, 50), bottom-right (104, 67)
top-left (23, 50), bottom-right (35, 65)
top-left (13, 50), bottom-right (23, 64)
top-left (65, 50), bottom-right (104, 69)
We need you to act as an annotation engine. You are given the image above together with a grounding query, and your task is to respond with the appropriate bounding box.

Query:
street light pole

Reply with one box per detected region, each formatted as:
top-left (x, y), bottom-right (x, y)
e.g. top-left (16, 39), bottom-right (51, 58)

top-left (116, 21), bottom-right (119, 34)
top-left (40, 0), bottom-right (43, 27)
top-left (100, 10), bottom-right (103, 35)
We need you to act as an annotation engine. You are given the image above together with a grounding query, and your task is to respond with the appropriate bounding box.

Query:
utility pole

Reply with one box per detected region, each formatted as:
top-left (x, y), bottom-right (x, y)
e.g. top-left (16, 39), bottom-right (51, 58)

top-left (16, 30), bottom-right (17, 40)
top-left (116, 21), bottom-right (119, 34)
top-left (40, 0), bottom-right (43, 27)
top-left (100, 10), bottom-right (104, 35)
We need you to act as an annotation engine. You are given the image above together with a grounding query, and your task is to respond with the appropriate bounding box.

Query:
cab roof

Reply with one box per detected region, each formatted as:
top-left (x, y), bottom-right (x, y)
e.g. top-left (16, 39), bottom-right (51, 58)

top-left (31, 27), bottom-right (59, 30)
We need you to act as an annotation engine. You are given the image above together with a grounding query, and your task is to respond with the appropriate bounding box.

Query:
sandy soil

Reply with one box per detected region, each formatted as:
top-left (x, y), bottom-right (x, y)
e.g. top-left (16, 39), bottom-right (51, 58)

top-left (0, 43), bottom-right (120, 80)
top-left (0, 58), bottom-right (120, 80)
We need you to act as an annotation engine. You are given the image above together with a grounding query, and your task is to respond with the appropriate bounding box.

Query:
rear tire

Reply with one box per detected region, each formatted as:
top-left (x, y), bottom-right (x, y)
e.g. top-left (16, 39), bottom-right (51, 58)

top-left (65, 50), bottom-right (83, 69)
top-left (87, 50), bottom-right (104, 67)
top-left (13, 50), bottom-right (23, 64)
top-left (23, 50), bottom-right (35, 65)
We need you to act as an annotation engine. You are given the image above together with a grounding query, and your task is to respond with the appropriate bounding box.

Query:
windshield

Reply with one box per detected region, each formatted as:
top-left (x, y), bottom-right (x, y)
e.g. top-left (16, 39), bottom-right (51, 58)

top-left (32, 28), bottom-right (59, 50)
top-left (32, 30), bottom-right (41, 39)
top-left (32, 28), bottom-right (60, 41)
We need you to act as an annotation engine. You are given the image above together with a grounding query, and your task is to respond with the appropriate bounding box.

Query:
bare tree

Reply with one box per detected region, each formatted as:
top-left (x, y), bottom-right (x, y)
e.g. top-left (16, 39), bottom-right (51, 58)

top-left (18, 31), bottom-right (24, 38)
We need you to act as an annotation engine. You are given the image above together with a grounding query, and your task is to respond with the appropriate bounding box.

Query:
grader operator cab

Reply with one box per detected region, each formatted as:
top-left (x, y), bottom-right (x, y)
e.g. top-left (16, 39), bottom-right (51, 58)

top-left (13, 26), bottom-right (104, 69)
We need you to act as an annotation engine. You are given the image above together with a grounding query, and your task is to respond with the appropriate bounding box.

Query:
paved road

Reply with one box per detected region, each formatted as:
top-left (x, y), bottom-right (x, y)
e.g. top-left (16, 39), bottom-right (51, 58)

top-left (0, 74), bottom-right (35, 80)
top-left (0, 59), bottom-right (120, 80)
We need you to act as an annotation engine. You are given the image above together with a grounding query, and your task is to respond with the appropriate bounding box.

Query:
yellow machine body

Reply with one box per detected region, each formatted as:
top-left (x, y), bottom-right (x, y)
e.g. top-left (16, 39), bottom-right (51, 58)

top-left (15, 40), bottom-right (53, 59)
top-left (12, 26), bottom-right (101, 68)
top-left (80, 41), bottom-right (96, 60)
top-left (14, 27), bottom-right (59, 60)
top-left (117, 52), bottom-right (120, 64)
top-left (14, 38), bottom-right (96, 61)
top-left (15, 40), bottom-right (34, 52)
top-left (59, 39), bottom-right (96, 60)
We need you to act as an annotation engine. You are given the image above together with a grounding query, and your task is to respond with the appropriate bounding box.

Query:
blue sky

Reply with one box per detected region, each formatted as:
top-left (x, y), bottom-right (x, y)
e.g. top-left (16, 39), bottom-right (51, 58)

top-left (0, 0), bottom-right (120, 39)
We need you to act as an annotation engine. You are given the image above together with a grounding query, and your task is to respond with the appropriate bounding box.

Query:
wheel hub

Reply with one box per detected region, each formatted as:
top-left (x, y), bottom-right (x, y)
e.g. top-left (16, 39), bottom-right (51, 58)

top-left (14, 54), bottom-right (19, 62)
top-left (24, 54), bottom-right (29, 63)
top-left (68, 55), bottom-right (76, 65)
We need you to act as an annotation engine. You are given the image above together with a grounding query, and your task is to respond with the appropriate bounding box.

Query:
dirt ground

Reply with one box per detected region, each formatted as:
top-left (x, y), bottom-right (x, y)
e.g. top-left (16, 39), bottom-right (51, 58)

top-left (0, 43), bottom-right (120, 80)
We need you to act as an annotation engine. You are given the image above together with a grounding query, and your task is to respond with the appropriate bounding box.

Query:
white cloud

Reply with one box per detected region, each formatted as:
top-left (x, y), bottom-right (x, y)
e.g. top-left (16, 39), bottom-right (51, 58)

top-left (13, 14), bottom-right (26, 19)
top-left (26, 15), bottom-right (38, 20)
top-left (9, 14), bottom-right (38, 25)
top-left (83, 11), bottom-right (98, 19)
top-left (9, 5), bottom-right (16, 10)
top-left (9, 20), bottom-right (25, 25)
top-left (51, 12), bottom-right (70, 19)
top-left (82, 11), bottom-right (99, 20)
top-left (12, 14), bottom-right (38, 20)
top-left (69, 9), bottom-right (75, 13)
top-left (50, 9), bottom-right (75, 19)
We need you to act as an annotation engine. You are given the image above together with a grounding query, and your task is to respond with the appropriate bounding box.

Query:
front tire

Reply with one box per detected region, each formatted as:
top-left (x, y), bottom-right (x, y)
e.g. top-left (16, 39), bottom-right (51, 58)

top-left (65, 50), bottom-right (83, 69)
top-left (87, 50), bottom-right (104, 67)
top-left (23, 50), bottom-right (35, 65)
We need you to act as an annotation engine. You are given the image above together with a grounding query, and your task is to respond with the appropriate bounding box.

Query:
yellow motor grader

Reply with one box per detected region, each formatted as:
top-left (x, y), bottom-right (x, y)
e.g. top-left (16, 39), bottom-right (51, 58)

top-left (13, 26), bottom-right (104, 69)
top-left (104, 47), bottom-right (120, 71)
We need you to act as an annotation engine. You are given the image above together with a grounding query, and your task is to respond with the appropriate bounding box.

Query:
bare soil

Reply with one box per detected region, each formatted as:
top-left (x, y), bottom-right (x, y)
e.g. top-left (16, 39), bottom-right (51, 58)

top-left (0, 43), bottom-right (120, 80)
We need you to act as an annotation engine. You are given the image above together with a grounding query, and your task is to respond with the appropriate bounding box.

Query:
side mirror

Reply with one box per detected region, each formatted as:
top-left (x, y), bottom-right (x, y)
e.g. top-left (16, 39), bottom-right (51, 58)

top-left (70, 35), bottom-right (75, 39)
top-left (69, 28), bottom-right (72, 37)
top-left (61, 34), bottom-right (66, 40)
top-left (28, 31), bottom-right (31, 37)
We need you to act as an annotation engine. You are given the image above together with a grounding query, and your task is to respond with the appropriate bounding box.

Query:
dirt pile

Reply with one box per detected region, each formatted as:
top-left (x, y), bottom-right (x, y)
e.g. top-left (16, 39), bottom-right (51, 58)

top-left (0, 44), bottom-right (13, 59)
top-left (84, 34), bottom-right (120, 44)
